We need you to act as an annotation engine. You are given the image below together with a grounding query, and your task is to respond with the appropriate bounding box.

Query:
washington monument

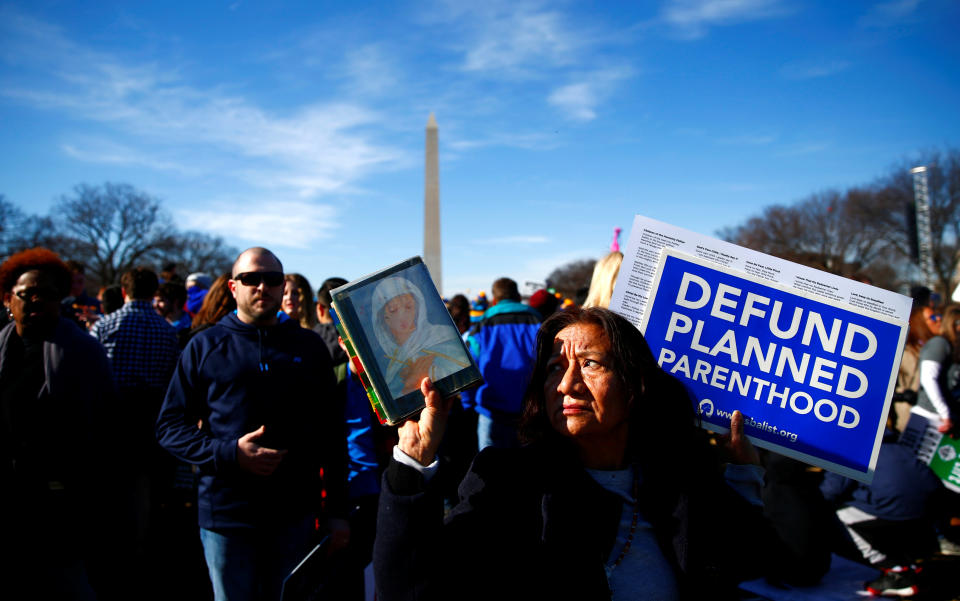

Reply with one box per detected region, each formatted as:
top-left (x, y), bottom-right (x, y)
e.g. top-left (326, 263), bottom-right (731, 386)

top-left (424, 113), bottom-right (442, 292)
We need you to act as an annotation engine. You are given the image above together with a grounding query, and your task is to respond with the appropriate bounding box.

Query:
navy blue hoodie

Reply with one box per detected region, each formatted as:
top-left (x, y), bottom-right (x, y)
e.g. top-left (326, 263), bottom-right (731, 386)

top-left (156, 313), bottom-right (347, 529)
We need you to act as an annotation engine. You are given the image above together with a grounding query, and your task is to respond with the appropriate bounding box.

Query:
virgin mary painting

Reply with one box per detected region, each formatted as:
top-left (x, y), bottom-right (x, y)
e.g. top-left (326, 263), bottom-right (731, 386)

top-left (371, 276), bottom-right (471, 398)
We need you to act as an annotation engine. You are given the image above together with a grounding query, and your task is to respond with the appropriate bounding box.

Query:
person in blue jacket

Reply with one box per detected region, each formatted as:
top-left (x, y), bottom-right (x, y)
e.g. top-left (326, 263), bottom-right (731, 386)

top-left (156, 247), bottom-right (350, 601)
top-left (461, 277), bottom-right (542, 450)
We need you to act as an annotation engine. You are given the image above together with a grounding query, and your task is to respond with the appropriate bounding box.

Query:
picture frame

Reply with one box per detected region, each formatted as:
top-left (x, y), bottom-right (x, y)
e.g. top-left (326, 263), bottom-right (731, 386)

top-left (331, 257), bottom-right (482, 425)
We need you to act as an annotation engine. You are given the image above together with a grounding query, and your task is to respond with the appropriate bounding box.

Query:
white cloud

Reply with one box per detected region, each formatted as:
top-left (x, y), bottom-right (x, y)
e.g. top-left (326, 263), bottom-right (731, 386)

top-left (417, 2), bottom-right (633, 128)
top-left (447, 132), bottom-right (560, 151)
top-left (0, 12), bottom-right (407, 204)
top-left (177, 200), bottom-right (339, 250)
top-left (549, 83), bottom-right (598, 121)
top-left (423, 1), bottom-right (598, 78)
top-left (660, 0), bottom-right (792, 39)
top-left (780, 59), bottom-right (852, 80)
top-left (548, 67), bottom-right (633, 122)
top-left (859, 0), bottom-right (922, 28)
top-left (463, 9), bottom-right (577, 73)
top-left (60, 140), bottom-right (197, 173)
top-left (337, 44), bottom-right (400, 96)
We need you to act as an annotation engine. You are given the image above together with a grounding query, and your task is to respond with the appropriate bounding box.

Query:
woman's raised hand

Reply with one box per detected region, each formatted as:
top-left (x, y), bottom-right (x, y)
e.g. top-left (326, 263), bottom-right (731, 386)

top-left (397, 377), bottom-right (454, 466)
top-left (718, 410), bottom-right (761, 465)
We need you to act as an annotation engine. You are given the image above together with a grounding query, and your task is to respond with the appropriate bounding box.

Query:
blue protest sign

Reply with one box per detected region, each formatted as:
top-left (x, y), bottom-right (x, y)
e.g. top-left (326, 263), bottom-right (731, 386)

top-left (641, 249), bottom-right (906, 483)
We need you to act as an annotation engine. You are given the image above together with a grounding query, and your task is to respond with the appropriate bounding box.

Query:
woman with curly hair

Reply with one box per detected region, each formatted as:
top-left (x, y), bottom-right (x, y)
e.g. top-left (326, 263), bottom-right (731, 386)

top-left (0, 247), bottom-right (72, 334)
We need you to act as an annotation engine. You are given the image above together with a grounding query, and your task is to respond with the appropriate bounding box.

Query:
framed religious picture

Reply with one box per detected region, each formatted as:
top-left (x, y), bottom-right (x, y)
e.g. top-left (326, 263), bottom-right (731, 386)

top-left (330, 257), bottom-right (482, 425)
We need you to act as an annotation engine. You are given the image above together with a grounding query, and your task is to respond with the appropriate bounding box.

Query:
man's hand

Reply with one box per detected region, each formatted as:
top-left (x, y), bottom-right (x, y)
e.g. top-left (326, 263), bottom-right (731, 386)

top-left (718, 410), bottom-right (761, 465)
top-left (237, 425), bottom-right (287, 475)
top-left (397, 378), bottom-right (453, 466)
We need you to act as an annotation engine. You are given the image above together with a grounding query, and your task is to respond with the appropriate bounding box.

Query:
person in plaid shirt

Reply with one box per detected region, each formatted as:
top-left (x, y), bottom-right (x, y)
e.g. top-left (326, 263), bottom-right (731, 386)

top-left (92, 267), bottom-right (179, 390)
top-left (91, 266), bottom-right (179, 587)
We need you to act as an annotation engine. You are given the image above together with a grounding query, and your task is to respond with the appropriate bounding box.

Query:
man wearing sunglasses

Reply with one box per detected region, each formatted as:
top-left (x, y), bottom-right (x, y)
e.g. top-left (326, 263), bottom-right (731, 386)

top-left (157, 247), bottom-right (350, 601)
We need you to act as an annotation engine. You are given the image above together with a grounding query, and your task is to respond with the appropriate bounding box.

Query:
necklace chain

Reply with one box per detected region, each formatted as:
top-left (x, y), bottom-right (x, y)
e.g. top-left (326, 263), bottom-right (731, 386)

top-left (609, 469), bottom-right (640, 571)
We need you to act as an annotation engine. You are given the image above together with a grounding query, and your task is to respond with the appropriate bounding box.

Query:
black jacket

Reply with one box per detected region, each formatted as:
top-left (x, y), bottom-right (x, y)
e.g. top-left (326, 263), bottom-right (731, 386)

top-left (375, 442), bottom-right (788, 601)
top-left (156, 313), bottom-right (348, 529)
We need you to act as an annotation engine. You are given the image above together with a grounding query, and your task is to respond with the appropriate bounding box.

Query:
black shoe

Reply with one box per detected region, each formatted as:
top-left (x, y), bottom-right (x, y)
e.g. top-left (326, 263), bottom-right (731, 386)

top-left (864, 565), bottom-right (920, 597)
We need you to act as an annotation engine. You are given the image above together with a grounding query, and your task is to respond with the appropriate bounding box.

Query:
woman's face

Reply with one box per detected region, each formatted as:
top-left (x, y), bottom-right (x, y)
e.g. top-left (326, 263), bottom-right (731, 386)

top-left (384, 293), bottom-right (417, 345)
top-left (544, 322), bottom-right (631, 448)
top-left (923, 306), bottom-right (942, 337)
top-left (282, 280), bottom-right (301, 319)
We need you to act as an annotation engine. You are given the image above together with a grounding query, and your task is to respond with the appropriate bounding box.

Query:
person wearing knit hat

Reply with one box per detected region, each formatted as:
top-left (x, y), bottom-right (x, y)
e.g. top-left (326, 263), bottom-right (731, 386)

top-left (527, 289), bottom-right (558, 321)
top-left (185, 272), bottom-right (213, 317)
top-left (469, 291), bottom-right (488, 325)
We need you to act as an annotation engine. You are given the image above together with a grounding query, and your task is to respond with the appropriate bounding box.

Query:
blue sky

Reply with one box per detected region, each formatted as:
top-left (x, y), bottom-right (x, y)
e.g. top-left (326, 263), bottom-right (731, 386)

top-left (2, 0), bottom-right (958, 297)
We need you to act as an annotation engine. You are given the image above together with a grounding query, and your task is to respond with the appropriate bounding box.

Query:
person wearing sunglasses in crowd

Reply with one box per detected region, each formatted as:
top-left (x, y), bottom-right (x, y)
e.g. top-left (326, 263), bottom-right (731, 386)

top-left (156, 247), bottom-right (351, 601)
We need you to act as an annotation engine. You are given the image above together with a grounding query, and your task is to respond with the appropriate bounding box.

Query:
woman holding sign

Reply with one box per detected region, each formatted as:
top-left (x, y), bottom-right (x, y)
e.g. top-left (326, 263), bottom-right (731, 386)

top-left (374, 307), bottom-right (807, 600)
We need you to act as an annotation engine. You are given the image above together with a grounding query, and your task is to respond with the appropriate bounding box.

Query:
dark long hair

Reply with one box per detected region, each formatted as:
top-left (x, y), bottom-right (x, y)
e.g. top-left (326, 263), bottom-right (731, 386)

top-left (519, 307), bottom-right (717, 491)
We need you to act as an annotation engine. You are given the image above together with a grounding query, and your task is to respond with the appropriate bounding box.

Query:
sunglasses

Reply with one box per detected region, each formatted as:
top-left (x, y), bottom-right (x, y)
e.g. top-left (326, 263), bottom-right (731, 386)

top-left (234, 271), bottom-right (284, 287)
top-left (13, 286), bottom-right (60, 302)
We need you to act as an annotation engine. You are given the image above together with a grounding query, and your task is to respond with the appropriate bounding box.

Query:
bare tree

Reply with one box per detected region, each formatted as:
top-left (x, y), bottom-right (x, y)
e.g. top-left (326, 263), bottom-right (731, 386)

top-left (721, 149), bottom-right (960, 294)
top-left (546, 258), bottom-right (596, 300)
top-left (54, 183), bottom-right (177, 285)
top-left (719, 203), bottom-right (807, 261)
top-left (723, 190), bottom-right (904, 288)
top-left (1, 195), bottom-right (77, 263)
top-left (879, 149), bottom-right (960, 294)
top-left (0, 195), bottom-right (24, 261)
top-left (159, 230), bottom-right (238, 277)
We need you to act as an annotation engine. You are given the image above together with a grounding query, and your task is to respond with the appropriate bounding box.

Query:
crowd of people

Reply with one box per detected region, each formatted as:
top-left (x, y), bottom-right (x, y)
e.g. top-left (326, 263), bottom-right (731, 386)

top-left (2, 244), bottom-right (960, 601)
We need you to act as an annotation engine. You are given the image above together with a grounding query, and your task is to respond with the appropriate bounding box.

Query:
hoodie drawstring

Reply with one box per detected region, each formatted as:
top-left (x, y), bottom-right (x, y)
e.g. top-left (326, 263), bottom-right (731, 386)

top-left (258, 328), bottom-right (269, 372)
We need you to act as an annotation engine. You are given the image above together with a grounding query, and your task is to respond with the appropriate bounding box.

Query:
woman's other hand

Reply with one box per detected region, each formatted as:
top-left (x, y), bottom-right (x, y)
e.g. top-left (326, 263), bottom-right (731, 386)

top-left (397, 377), bottom-right (453, 466)
top-left (938, 417), bottom-right (954, 435)
top-left (718, 410), bottom-right (761, 465)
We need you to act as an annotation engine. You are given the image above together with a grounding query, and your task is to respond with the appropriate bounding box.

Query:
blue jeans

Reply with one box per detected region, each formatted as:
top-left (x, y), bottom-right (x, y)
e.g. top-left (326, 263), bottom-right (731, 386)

top-left (476, 412), bottom-right (520, 451)
top-left (199, 516), bottom-right (314, 601)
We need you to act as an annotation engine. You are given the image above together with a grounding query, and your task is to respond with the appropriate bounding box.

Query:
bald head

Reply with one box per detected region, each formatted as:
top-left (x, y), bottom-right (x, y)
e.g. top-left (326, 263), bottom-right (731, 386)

top-left (229, 247), bottom-right (284, 326)
top-left (232, 247), bottom-right (283, 278)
